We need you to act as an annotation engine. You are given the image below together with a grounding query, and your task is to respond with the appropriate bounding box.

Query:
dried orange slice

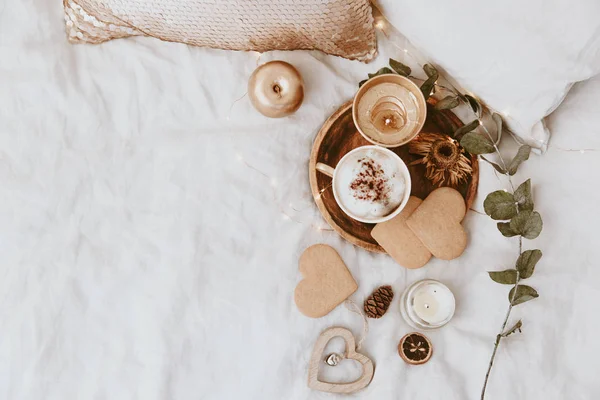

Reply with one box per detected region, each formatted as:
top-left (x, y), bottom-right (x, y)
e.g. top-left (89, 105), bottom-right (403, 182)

top-left (398, 332), bottom-right (432, 365)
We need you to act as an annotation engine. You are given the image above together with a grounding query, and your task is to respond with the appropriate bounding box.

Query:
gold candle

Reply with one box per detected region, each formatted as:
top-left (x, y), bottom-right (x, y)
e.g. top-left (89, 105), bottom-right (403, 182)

top-left (248, 61), bottom-right (304, 118)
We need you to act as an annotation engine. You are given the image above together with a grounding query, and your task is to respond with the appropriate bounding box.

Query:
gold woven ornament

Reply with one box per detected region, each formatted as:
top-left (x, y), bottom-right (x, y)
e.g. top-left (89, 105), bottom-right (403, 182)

top-left (63, 0), bottom-right (377, 62)
top-left (409, 133), bottom-right (473, 188)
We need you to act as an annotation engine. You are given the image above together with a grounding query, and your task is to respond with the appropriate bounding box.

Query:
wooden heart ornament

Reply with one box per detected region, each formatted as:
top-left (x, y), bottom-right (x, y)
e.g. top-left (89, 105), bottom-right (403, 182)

top-left (294, 245), bottom-right (358, 318)
top-left (308, 327), bottom-right (374, 394)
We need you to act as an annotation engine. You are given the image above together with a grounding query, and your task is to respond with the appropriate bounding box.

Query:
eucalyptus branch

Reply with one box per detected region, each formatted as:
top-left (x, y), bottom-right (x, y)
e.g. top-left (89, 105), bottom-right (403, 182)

top-left (415, 68), bottom-right (542, 400)
top-left (470, 112), bottom-right (540, 400)
top-left (360, 63), bottom-right (542, 398)
top-left (468, 115), bottom-right (523, 399)
top-left (481, 252), bottom-right (521, 399)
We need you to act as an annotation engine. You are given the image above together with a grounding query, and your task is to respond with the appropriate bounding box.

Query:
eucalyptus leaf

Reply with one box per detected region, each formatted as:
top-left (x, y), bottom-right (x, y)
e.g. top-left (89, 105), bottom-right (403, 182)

top-left (508, 145), bottom-right (531, 175)
top-left (484, 191), bottom-right (517, 220)
top-left (389, 58), bottom-right (411, 76)
top-left (510, 210), bottom-right (543, 239)
top-left (420, 64), bottom-right (439, 100)
top-left (420, 76), bottom-right (437, 100)
top-left (435, 95), bottom-right (460, 110)
top-left (453, 120), bottom-right (480, 140)
top-left (509, 285), bottom-right (539, 306)
top-left (359, 79), bottom-right (368, 88)
top-left (497, 222), bottom-right (518, 237)
top-left (514, 179), bottom-right (534, 211)
top-left (423, 64), bottom-right (438, 78)
top-left (501, 320), bottom-right (523, 337)
top-left (465, 94), bottom-right (482, 118)
top-left (368, 67), bottom-right (394, 79)
top-left (481, 156), bottom-right (507, 174)
top-left (492, 113), bottom-right (503, 145)
top-left (488, 270), bottom-right (518, 285)
top-left (516, 249), bottom-right (542, 279)
top-left (460, 132), bottom-right (495, 154)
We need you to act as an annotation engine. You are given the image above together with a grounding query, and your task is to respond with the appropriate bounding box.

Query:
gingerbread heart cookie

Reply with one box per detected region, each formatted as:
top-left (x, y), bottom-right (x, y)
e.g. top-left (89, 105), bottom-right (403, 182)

top-left (294, 245), bottom-right (358, 318)
top-left (372, 196), bottom-right (432, 269)
top-left (406, 187), bottom-right (467, 260)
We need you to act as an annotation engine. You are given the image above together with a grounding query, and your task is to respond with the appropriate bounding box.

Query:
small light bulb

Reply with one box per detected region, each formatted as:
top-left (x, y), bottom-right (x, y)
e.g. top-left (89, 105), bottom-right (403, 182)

top-left (270, 178), bottom-right (277, 186)
top-left (375, 20), bottom-right (385, 29)
top-left (580, 150), bottom-right (585, 154)
top-left (236, 153), bottom-right (243, 161)
top-left (282, 214), bottom-right (290, 221)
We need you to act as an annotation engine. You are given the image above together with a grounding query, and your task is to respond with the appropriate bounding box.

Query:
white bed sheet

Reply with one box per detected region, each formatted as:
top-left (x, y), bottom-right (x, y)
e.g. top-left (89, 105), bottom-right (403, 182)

top-left (1, 2), bottom-right (600, 399)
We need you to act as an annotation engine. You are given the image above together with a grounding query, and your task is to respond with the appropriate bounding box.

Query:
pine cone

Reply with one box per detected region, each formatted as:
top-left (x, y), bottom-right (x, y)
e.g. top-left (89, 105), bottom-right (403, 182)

top-left (364, 285), bottom-right (394, 319)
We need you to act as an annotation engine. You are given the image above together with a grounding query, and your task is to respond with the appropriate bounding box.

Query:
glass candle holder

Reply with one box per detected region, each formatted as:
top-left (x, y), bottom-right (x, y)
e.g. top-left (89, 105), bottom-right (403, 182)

top-left (369, 96), bottom-right (407, 135)
top-left (400, 279), bottom-right (456, 330)
top-left (352, 74), bottom-right (427, 148)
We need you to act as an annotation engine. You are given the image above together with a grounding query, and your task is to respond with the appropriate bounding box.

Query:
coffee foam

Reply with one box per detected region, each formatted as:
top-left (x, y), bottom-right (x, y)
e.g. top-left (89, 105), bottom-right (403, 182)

top-left (335, 148), bottom-right (406, 220)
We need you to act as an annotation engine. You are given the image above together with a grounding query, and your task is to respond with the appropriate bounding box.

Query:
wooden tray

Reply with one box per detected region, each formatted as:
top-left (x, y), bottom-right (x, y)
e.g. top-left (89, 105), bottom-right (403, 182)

top-left (309, 100), bottom-right (479, 253)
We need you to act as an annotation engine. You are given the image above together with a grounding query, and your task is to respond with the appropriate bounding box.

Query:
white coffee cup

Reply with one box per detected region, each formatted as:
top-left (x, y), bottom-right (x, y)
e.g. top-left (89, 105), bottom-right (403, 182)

top-left (316, 145), bottom-right (411, 224)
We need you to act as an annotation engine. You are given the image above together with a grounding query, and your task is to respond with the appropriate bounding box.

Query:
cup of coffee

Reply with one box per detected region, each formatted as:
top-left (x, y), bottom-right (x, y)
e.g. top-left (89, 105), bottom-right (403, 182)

top-left (353, 74), bottom-right (427, 148)
top-left (316, 145), bottom-right (411, 224)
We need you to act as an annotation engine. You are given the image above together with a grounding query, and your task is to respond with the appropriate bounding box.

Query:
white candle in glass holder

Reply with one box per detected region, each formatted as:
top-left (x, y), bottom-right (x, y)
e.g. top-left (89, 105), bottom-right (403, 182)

top-left (400, 279), bottom-right (456, 329)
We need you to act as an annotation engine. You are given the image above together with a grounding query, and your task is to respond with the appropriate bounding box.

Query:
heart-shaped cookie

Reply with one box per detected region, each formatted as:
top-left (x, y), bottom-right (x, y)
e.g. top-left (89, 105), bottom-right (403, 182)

top-left (372, 196), bottom-right (433, 269)
top-left (406, 187), bottom-right (467, 260)
top-left (294, 245), bottom-right (357, 318)
top-left (307, 327), bottom-right (374, 394)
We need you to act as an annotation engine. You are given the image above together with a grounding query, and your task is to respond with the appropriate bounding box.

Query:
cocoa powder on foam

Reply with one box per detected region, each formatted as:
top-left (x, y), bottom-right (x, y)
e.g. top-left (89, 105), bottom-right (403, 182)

top-left (349, 157), bottom-right (391, 205)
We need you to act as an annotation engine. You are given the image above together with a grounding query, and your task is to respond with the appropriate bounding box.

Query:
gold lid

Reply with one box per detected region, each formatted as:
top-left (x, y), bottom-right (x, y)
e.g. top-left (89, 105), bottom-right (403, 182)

top-left (352, 74), bottom-right (427, 148)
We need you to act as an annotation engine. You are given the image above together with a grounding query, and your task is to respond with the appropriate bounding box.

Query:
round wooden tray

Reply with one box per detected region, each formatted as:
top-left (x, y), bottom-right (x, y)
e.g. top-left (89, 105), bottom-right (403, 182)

top-left (309, 100), bottom-right (479, 253)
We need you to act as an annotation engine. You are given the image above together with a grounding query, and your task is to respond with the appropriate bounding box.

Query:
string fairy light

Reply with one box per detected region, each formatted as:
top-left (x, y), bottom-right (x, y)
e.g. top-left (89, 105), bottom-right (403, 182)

top-left (226, 52), bottom-right (263, 120)
top-left (227, 91), bottom-right (248, 121)
top-left (374, 6), bottom-right (599, 158)
top-left (229, 6), bottom-right (597, 236)
top-left (373, 14), bottom-right (466, 97)
top-left (226, 7), bottom-right (476, 235)
top-left (227, 48), bottom-right (337, 232)
top-left (233, 147), bottom-right (333, 232)
top-left (549, 145), bottom-right (599, 153)
top-left (254, 51), bottom-right (262, 65)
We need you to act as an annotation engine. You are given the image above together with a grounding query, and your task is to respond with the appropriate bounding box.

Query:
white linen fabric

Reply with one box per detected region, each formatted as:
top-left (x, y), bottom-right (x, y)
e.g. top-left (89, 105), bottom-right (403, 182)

top-left (1, 1), bottom-right (600, 400)
top-left (376, 0), bottom-right (600, 151)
